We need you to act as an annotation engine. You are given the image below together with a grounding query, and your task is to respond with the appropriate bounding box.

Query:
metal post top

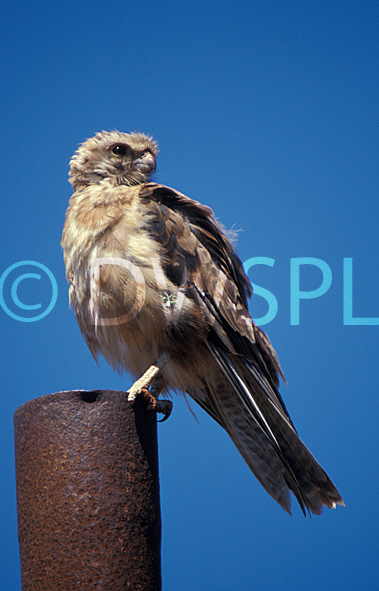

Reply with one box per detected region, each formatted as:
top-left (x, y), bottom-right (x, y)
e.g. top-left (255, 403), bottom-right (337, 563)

top-left (14, 388), bottom-right (162, 591)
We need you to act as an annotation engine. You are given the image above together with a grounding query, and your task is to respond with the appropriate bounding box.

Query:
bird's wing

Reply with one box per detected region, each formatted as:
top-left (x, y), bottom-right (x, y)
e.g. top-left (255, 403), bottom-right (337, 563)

top-left (138, 183), bottom-right (344, 515)
top-left (139, 182), bottom-right (289, 414)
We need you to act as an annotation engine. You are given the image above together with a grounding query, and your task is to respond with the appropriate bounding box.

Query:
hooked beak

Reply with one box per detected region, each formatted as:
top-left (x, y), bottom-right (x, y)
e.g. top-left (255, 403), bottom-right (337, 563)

top-left (135, 153), bottom-right (156, 174)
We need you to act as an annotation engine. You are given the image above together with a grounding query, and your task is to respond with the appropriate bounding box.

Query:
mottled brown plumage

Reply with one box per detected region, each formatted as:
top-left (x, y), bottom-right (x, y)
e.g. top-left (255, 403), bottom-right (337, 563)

top-left (62, 130), bottom-right (344, 515)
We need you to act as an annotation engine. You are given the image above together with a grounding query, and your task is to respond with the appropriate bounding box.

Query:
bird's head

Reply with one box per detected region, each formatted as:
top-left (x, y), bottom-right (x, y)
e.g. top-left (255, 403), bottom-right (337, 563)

top-left (69, 130), bottom-right (158, 190)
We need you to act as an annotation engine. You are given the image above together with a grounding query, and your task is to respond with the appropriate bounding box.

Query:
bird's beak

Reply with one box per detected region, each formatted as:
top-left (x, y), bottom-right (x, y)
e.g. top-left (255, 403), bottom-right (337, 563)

top-left (135, 153), bottom-right (156, 174)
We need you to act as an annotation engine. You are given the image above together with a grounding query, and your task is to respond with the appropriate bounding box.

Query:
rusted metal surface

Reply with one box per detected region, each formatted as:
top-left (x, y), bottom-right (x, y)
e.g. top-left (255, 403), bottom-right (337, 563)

top-left (14, 390), bottom-right (161, 590)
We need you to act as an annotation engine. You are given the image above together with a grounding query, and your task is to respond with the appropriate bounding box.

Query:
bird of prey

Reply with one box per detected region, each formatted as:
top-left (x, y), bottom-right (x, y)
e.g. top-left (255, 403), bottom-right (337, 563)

top-left (62, 130), bottom-right (344, 515)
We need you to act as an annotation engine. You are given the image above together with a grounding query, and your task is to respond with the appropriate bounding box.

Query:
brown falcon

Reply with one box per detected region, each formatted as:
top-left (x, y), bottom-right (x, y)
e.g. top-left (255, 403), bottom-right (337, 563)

top-left (62, 130), bottom-right (344, 515)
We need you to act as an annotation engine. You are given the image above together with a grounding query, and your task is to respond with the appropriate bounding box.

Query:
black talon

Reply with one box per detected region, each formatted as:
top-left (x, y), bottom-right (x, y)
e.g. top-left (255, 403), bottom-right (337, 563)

top-left (156, 400), bottom-right (173, 422)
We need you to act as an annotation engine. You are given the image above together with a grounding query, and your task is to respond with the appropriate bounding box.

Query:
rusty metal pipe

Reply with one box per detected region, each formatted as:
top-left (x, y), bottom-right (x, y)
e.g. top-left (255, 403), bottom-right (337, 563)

top-left (14, 390), bottom-right (161, 590)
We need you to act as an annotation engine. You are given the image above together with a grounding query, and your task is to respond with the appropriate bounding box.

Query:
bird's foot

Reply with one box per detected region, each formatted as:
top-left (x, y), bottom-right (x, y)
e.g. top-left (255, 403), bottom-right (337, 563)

top-left (136, 387), bottom-right (173, 421)
top-left (127, 353), bottom-right (172, 420)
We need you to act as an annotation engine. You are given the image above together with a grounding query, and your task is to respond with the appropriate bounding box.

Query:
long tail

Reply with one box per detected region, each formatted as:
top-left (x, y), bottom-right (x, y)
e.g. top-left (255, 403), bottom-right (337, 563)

top-left (190, 343), bottom-right (344, 515)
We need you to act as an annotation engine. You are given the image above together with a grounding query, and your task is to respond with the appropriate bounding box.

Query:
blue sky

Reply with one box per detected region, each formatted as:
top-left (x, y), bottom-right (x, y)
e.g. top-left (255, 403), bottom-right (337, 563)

top-left (1, 1), bottom-right (378, 589)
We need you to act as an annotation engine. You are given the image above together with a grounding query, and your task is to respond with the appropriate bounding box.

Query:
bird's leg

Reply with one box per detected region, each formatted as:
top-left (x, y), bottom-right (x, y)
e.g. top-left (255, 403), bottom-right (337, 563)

top-left (127, 353), bottom-right (172, 420)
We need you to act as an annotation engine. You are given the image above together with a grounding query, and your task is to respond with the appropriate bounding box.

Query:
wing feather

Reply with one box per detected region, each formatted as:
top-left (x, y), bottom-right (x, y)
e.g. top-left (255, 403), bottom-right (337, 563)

top-left (137, 182), bottom-right (344, 514)
top-left (139, 182), bottom-right (285, 402)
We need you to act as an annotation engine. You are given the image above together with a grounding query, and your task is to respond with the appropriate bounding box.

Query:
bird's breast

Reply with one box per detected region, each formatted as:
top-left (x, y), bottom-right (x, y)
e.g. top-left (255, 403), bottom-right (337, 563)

top-left (62, 187), bottom-right (211, 389)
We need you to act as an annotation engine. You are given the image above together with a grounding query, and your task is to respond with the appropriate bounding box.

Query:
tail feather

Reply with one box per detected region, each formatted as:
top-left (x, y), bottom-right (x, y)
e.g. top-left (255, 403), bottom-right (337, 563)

top-left (200, 343), bottom-right (344, 515)
top-left (191, 377), bottom-right (294, 513)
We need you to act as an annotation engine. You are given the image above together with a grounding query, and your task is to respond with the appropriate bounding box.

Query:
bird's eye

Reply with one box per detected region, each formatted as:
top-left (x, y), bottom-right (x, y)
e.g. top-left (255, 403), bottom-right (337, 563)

top-left (111, 145), bottom-right (127, 157)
